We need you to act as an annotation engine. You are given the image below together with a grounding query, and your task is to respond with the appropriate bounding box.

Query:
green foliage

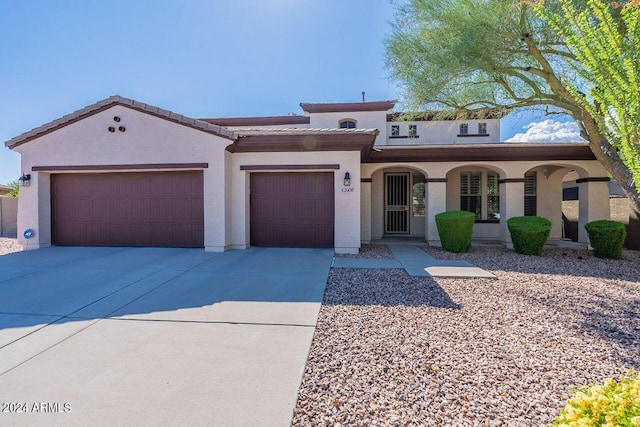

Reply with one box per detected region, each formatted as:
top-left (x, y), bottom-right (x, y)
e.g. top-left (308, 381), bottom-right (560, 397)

top-left (435, 210), bottom-right (475, 253)
top-left (538, 0), bottom-right (640, 198)
top-left (552, 371), bottom-right (640, 426)
top-left (5, 180), bottom-right (19, 198)
top-left (506, 216), bottom-right (551, 255)
top-left (385, 0), bottom-right (640, 208)
top-left (584, 219), bottom-right (627, 258)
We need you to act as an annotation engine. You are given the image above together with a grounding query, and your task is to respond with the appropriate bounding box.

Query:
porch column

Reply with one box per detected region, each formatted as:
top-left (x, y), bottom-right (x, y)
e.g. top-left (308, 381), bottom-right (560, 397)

top-left (499, 178), bottom-right (525, 248)
top-left (360, 178), bottom-right (372, 244)
top-left (426, 178), bottom-right (447, 246)
top-left (578, 178), bottom-right (611, 244)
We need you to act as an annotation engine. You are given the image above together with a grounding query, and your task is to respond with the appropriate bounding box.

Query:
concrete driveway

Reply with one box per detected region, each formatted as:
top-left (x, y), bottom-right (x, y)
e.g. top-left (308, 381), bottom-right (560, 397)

top-left (0, 246), bottom-right (333, 427)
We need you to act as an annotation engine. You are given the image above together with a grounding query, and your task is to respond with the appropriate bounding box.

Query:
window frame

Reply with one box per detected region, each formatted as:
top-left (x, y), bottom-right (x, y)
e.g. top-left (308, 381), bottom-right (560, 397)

top-left (339, 119), bottom-right (357, 129)
top-left (459, 123), bottom-right (469, 135)
top-left (408, 124), bottom-right (418, 137)
top-left (412, 173), bottom-right (426, 217)
top-left (460, 172), bottom-right (482, 220)
top-left (486, 171), bottom-right (500, 221)
top-left (391, 124), bottom-right (400, 136)
top-left (524, 172), bottom-right (537, 216)
top-left (478, 122), bottom-right (488, 135)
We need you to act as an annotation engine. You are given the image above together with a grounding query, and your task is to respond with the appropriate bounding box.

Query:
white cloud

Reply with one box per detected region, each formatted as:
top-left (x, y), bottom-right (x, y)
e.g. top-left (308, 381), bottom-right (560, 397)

top-left (505, 119), bottom-right (585, 143)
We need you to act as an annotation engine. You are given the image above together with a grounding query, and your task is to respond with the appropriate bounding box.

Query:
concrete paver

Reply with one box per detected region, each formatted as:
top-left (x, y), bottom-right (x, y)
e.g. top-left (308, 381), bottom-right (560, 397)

top-left (332, 245), bottom-right (496, 278)
top-left (0, 246), bottom-right (333, 427)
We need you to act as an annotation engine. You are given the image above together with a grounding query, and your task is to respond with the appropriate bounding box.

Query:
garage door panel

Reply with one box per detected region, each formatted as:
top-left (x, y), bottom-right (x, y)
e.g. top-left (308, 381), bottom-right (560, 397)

top-left (52, 172), bottom-right (204, 248)
top-left (250, 172), bottom-right (334, 248)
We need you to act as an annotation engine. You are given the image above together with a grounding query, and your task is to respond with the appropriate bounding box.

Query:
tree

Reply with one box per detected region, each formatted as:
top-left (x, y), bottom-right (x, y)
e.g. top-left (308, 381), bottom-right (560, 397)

top-left (385, 0), bottom-right (640, 209)
top-left (5, 180), bottom-right (19, 198)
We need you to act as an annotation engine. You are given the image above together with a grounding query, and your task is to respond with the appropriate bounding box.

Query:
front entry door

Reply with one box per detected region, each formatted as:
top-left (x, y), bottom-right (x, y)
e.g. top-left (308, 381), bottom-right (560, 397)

top-left (385, 173), bottom-right (410, 234)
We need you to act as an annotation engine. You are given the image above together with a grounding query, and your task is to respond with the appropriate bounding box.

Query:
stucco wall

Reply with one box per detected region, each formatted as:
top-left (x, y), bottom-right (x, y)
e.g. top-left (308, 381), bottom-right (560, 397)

top-left (361, 159), bottom-right (610, 244)
top-left (387, 119), bottom-right (501, 145)
top-left (12, 105), bottom-right (231, 250)
top-left (0, 197), bottom-right (18, 237)
top-left (229, 151), bottom-right (362, 254)
top-left (308, 111), bottom-right (389, 146)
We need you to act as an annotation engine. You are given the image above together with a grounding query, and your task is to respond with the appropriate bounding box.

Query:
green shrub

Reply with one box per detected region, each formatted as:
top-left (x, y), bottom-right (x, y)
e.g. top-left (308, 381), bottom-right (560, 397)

top-left (585, 220), bottom-right (626, 259)
top-left (506, 216), bottom-right (551, 255)
top-left (552, 371), bottom-right (640, 426)
top-left (435, 210), bottom-right (475, 253)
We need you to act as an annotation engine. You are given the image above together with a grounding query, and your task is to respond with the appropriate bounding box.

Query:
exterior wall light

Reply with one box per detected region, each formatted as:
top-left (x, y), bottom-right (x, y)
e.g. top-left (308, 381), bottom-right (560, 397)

top-left (344, 171), bottom-right (351, 187)
top-left (18, 174), bottom-right (31, 187)
top-left (542, 166), bottom-right (548, 179)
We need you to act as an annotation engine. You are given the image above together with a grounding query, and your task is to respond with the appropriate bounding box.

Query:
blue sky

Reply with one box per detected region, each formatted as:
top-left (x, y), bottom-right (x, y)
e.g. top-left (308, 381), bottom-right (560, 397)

top-left (0, 0), bottom-right (571, 185)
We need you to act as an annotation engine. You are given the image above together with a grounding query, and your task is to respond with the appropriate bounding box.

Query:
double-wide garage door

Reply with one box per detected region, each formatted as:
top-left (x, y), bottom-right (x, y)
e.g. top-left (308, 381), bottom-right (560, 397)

top-left (250, 172), bottom-right (334, 248)
top-left (51, 171), bottom-right (204, 247)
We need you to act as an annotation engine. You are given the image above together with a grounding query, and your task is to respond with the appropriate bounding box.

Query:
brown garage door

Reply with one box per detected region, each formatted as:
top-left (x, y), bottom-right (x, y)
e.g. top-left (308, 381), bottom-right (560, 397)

top-left (250, 172), bottom-right (334, 248)
top-left (51, 171), bottom-right (204, 247)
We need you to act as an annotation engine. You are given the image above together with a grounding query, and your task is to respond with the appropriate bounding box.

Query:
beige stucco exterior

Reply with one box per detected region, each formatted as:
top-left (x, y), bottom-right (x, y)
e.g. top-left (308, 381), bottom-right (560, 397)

top-left (12, 105), bottom-right (230, 250)
top-left (6, 97), bottom-right (614, 254)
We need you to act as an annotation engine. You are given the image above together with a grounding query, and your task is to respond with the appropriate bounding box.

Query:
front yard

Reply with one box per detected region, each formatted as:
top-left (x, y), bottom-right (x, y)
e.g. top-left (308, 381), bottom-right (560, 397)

top-left (293, 246), bottom-right (640, 426)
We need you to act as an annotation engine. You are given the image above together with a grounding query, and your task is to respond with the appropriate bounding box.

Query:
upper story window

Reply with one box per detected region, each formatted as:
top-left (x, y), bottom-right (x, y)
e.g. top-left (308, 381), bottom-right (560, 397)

top-left (478, 123), bottom-right (488, 134)
top-left (339, 119), bottom-right (356, 129)
top-left (408, 124), bottom-right (418, 137)
top-left (391, 125), bottom-right (400, 136)
top-left (459, 123), bottom-right (468, 135)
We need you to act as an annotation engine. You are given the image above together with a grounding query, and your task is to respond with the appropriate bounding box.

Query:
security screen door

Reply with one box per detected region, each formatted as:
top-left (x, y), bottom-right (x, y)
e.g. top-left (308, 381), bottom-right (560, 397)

top-left (385, 173), bottom-right (410, 233)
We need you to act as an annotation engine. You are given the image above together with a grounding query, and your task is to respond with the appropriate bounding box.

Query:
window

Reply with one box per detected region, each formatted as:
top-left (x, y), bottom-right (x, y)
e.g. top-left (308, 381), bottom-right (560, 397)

top-left (525, 172), bottom-right (537, 216)
top-left (459, 123), bottom-right (468, 135)
top-left (478, 123), bottom-right (487, 134)
top-left (339, 120), bottom-right (356, 129)
top-left (408, 124), bottom-right (418, 137)
top-left (412, 173), bottom-right (426, 216)
top-left (460, 172), bottom-right (481, 219)
top-left (487, 172), bottom-right (500, 220)
top-left (391, 125), bottom-right (400, 136)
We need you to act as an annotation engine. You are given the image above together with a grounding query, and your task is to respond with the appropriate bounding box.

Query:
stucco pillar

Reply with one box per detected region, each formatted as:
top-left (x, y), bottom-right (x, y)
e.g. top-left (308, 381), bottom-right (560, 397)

top-left (426, 179), bottom-right (447, 246)
top-left (360, 179), bottom-right (372, 244)
top-left (578, 178), bottom-right (611, 244)
top-left (16, 172), bottom-right (51, 250)
top-left (500, 179), bottom-right (525, 248)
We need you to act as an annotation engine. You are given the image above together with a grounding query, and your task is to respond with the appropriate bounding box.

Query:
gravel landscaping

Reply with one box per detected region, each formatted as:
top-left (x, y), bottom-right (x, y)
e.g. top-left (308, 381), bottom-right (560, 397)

top-left (0, 238), bottom-right (21, 256)
top-left (337, 244), bottom-right (395, 259)
top-left (293, 246), bottom-right (640, 426)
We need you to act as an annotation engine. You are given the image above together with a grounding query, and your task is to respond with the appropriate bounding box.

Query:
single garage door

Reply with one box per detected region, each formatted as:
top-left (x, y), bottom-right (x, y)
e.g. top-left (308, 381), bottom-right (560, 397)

top-left (250, 172), bottom-right (334, 248)
top-left (51, 171), bottom-right (204, 247)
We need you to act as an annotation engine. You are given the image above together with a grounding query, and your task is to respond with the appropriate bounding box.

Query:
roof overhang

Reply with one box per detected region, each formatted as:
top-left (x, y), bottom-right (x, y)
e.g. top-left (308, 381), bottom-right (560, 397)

top-left (365, 143), bottom-right (596, 163)
top-left (201, 115), bottom-right (310, 127)
top-left (300, 100), bottom-right (396, 114)
top-left (4, 96), bottom-right (237, 149)
top-left (226, 128), bottom-right (379, 161)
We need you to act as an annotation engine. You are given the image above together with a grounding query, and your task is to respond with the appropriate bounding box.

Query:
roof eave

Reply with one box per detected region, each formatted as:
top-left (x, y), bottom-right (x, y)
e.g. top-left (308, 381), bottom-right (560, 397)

top-left (4, 96), bottom-right (237, 149)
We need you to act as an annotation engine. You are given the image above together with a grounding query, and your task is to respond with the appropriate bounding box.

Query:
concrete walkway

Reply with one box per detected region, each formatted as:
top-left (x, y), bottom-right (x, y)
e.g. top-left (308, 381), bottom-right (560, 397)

top-left (335, 245), bottom-right (496, 279)
top-left (0, 246), bottom-right (333, 427)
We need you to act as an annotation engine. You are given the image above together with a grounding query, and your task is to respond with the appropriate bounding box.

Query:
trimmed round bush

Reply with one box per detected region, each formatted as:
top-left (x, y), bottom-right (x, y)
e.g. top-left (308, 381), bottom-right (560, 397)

top-left (585, 220), bottom-right (626, 259)
top-left (552, 371), bottom-right (640, 426)
top-left (435, 210), bottom-right (475, 253)
top-left (506, 216), bottom-right (551, 255)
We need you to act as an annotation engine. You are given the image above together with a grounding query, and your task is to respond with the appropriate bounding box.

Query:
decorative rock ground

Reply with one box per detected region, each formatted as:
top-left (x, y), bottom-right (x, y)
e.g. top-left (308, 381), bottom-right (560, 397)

top-left (293, 247), bottom-right (640, 426)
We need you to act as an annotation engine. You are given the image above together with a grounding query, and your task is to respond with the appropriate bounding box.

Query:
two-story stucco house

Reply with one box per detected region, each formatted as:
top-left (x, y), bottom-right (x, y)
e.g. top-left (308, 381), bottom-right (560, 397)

top-left (4, 96), bottom-right (611, 253)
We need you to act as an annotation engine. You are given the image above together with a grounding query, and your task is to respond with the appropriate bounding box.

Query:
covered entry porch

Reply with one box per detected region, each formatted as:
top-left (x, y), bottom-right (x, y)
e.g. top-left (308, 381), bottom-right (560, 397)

top-left (360, 144), bottom-right (613, 248)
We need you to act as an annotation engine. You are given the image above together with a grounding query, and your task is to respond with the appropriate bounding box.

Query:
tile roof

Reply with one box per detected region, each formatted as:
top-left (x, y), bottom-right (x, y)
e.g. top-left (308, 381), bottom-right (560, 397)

top-left (4, 95), bottom-right (237, 149)
top-left (237, 128), bottom-right (379, 137)
top-left (299, 100), bottom-right (396, 113)
top-left (201, 115), bottom-right (310, 127)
